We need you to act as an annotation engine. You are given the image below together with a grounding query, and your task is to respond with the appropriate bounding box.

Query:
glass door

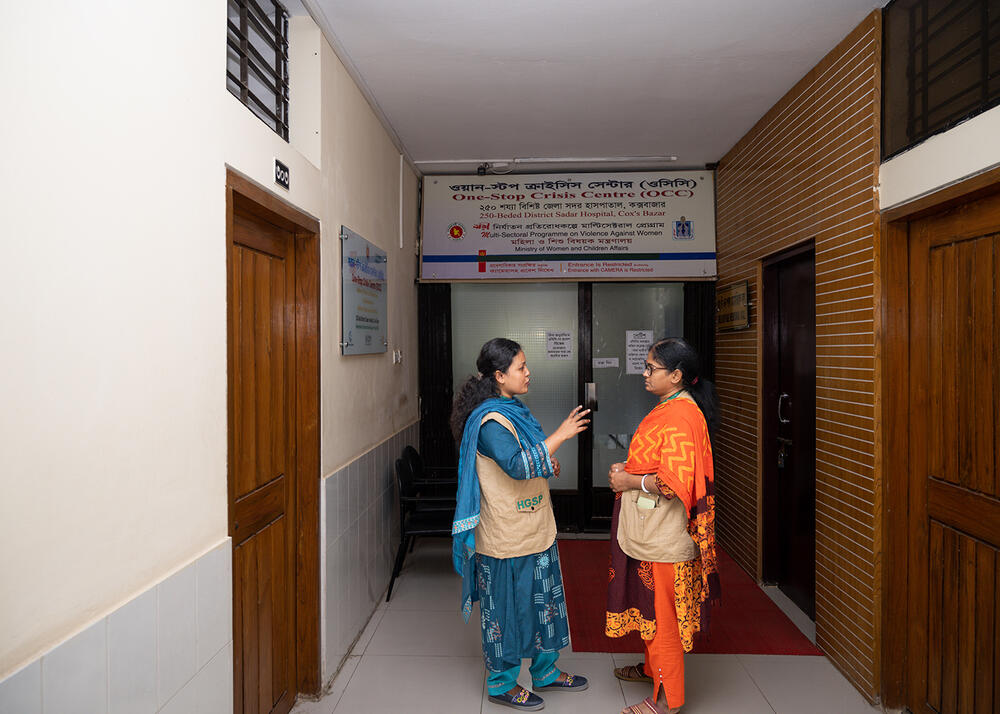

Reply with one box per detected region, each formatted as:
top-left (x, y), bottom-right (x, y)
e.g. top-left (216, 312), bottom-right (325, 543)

top-left (450, 283), bottom-right (580, 488)
top-left (584, 283), bottom-right (684, 528)
top-left (448, 281), bottom-right (685, 531)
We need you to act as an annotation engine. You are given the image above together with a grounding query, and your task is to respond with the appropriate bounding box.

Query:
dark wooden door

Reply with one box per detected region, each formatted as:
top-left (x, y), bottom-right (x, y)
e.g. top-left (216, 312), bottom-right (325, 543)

top-left (906, 194), bottom-right (1000, 714)
top-left (229, 206), bottom-right (297, 714)
top-left (763, 247), bottom-right (816, 619)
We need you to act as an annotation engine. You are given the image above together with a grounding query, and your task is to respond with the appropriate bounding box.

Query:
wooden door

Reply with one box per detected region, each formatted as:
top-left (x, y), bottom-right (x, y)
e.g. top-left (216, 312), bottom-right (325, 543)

top-left (762, 247), bottom-right (816, 619)
top-left (906, 193), bottom-right (1000, 713)
top-left (229, 205), bottom-right (297, 714)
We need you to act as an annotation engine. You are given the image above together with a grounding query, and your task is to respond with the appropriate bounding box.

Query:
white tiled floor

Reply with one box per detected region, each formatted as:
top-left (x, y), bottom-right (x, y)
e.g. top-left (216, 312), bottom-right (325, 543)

top-left (293, 539), bottom-right (880, 714)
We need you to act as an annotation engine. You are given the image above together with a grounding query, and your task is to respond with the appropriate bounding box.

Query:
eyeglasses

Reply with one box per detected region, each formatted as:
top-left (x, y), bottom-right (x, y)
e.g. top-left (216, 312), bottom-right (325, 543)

top-left (643, 362), bottom-right (671, 375)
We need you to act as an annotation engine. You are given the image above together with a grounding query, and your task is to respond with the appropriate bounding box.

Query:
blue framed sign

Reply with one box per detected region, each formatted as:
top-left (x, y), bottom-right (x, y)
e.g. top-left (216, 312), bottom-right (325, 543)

top-left (340, 226), bottom-right (387, 355)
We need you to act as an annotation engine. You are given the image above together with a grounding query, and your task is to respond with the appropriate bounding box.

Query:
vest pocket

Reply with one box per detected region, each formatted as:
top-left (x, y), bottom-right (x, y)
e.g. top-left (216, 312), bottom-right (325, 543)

top-left (514, 487), bottom-right (549, 513)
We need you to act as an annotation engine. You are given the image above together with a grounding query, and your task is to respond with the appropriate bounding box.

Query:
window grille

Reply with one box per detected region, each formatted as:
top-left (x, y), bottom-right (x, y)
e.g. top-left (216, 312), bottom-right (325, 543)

top-left (883, 0), bottom-right (1000, 159)
top-left (227, 0), bottom-right (290, 140)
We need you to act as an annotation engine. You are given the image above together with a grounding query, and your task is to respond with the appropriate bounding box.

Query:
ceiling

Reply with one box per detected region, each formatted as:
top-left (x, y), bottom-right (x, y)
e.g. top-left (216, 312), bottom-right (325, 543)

top-left (298, 0), bottom-right (887, 175)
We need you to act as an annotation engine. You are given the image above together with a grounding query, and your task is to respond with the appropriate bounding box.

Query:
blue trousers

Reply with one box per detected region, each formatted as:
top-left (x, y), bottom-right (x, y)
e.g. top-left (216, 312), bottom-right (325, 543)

top-left (486, 650), bottom-right (561, 695)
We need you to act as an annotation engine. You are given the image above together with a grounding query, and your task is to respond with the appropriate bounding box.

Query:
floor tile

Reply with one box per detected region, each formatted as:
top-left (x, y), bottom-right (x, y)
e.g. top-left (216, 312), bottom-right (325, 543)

top-left (333, 655), bottom-right (483, 714)
top-left (366, 608), bottom-right (482, 657)
top-left (738, 655), bottom-right (878, 714)
top-left (614, 652), bottom-right (776, 713)
top-left (350, 607), bottom-right (387, 656)
top-left (385, 558), bottom-right (463, 612)
top-left (292, 655), bottom-right (361, 714)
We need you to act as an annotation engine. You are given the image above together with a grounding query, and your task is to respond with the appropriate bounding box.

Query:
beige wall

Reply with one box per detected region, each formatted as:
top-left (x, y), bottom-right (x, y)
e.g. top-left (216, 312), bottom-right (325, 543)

top-left (0, 1), bottom-right (417, 680)
top-left (319, 42), bottom-right (420, 476)
top-left (879, 104), bottom-right (1000, 209)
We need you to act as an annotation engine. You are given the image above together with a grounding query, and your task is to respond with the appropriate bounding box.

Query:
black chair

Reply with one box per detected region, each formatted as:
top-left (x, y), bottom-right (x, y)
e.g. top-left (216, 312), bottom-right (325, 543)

top-left (386, 457), bottom-right (456, 601)
top-left (402, 444), bottom-right (458, 485)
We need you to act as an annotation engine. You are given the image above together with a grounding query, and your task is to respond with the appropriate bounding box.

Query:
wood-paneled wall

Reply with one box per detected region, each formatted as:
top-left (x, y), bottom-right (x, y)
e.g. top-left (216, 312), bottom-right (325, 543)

top-left (713, 13), bottom-right (881, 699)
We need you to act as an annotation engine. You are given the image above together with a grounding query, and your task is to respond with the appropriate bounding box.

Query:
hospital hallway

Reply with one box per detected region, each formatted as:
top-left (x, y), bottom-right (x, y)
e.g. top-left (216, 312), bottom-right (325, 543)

top-left (291, 538), bottom-right (878, 714)
top-left (7, 1), bottom-right (1000, 712)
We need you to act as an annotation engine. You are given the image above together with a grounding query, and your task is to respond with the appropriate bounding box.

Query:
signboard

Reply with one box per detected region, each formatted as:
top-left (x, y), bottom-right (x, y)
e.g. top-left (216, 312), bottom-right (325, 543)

top-left (546, 331), bottom-right (573, 360)
top-left (340, 226), bottom-right (388, 355)
top-left (625, 330), bottom-right (655, 374)
top-left (717, 280), bottom-right (750, 331)
top-left (420, 170), bottom-right (715, 280)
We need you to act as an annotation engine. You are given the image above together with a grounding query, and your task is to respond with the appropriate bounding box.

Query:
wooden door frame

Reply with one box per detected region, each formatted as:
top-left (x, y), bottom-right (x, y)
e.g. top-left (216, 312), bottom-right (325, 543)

top-left (759, 241), bottom-right (815, 586)
top-left (226, 169), bottom-right (322, 698)
top-left (879, 165), bottom-right (1000, 709)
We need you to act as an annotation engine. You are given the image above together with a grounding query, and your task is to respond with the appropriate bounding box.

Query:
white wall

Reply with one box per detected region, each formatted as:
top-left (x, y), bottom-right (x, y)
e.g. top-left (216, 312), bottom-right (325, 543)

top-left (318, 41), bottom-right (420, 475)
top-left (0, 0), bottom-right (418, 680)
top-left (879, 104), bottom-right (1000, 210)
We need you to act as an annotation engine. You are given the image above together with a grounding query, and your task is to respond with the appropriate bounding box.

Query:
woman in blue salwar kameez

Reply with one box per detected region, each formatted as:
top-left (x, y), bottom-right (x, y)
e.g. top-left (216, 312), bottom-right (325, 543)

top-left (451, 337), bottom-right (592, 711)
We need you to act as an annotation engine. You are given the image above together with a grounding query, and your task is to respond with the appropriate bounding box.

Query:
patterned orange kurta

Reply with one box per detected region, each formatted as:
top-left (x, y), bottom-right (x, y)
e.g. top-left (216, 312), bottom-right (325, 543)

top-left (606, 394), bottom-right (719, 651)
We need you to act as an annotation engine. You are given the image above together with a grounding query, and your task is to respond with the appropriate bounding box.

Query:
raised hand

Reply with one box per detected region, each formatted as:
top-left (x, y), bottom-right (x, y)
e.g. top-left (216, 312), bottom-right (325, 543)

top-left (544, 406), bottom-right (591, 456)
top-left (556, 405), bottom-right (591, 439)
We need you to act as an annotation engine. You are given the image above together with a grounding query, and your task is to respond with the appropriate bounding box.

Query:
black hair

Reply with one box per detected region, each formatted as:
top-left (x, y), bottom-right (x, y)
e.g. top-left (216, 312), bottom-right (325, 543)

top-left (649, 337), bottom-right (719, 436)
top-left (450, 337), bottom-right (523, 439)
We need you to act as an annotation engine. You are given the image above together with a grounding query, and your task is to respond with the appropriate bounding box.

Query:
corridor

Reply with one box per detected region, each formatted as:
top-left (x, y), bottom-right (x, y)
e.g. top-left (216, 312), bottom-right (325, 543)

top-left (291, 539), bottom-right (878, 714)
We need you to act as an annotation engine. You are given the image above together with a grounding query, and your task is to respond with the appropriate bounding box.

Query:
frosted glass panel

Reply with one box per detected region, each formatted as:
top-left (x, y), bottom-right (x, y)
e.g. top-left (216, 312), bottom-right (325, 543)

top-left (591, 283), bottom-right (684, 487)
top-left (451, 284), bottom-right (580, 488)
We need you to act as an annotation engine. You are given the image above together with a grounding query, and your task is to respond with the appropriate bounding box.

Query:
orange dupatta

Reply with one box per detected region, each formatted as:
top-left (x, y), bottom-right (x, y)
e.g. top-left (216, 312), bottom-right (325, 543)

top-left (624, 395), bottom-right (721, 621)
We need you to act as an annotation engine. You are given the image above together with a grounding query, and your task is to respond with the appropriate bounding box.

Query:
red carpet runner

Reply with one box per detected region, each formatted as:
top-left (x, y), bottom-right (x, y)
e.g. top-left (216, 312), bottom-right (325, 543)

top-left (558, 539), bottom-right (822, 655)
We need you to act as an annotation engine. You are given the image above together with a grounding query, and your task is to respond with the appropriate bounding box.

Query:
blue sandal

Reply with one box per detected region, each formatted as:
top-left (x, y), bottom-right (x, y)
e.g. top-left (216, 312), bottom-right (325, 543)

top-left (488, 687), bottom-right (545, 711)
top-left (534, 673), bottom-right (589, 692)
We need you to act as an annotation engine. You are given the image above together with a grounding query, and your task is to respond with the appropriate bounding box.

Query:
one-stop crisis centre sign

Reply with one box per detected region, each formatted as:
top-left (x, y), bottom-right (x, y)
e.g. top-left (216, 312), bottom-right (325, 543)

top-left (420, 170), bottom-right (716, 280)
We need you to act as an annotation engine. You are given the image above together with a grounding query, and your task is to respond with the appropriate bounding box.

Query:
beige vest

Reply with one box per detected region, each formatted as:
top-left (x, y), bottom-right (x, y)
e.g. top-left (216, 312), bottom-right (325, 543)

top-left (617, 487), bottom-right (698, 563)
top-left (474, 413), bottom-right (557, 558)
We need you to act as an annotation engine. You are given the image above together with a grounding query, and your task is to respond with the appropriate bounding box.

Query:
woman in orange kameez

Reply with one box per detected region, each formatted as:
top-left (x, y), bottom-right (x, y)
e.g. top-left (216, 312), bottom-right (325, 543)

top-left (606, 337), bottom-right (720, 714)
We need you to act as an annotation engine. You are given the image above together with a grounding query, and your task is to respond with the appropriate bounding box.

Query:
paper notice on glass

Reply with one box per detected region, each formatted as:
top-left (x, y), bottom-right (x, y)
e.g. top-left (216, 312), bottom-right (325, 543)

top-left (625, 330), bottom-right (654, 374)
top-left (546, 331), bottom-right (573, 360)
top-left (593, 357), bottom-right (619, 369)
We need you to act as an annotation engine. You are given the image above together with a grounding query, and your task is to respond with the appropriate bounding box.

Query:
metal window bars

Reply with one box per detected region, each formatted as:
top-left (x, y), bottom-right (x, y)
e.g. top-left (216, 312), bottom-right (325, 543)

top-left (883, 0), bottom-right (1000, 159)
top-left (227, 0), bottom-right (289, 140)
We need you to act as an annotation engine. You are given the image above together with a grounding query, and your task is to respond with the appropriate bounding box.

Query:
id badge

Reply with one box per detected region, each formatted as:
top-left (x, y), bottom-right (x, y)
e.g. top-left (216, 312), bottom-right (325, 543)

top-left (636, 493), bottom-right (658, 510)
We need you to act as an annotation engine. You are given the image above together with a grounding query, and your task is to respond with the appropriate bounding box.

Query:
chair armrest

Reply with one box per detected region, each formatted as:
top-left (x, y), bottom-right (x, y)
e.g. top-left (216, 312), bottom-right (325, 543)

top-left (412, 478), bottom-right (458, 488)
top-left (400, 495), bottom-right (456, 505)
top-left (424, 465), bottom-right (459, 477)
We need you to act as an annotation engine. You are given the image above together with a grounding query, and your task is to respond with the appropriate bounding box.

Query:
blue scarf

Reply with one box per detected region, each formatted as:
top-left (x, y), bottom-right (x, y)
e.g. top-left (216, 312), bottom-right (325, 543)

top-left (452, 397), bottom-right (547, 622)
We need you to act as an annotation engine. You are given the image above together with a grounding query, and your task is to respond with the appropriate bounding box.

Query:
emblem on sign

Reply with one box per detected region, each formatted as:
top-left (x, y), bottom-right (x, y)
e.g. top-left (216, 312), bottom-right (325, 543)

top-left (672, 217), bottom-right (693, 240)
top-left (448, 223), bottom-right (465, 240)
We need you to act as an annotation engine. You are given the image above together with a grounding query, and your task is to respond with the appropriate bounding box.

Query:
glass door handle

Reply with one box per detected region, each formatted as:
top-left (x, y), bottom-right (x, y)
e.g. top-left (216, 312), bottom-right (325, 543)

top-left (778, 392), bottom-right (791, 424)
top-left (585, 382), bottom-right (598, 411)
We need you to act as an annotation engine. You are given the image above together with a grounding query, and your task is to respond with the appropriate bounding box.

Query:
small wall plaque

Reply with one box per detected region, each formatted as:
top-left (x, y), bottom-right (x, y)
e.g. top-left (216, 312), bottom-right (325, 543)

top-left (717, 280), bottom-right (750, 331)
top-left (274, 158), bottom-right (290, 190)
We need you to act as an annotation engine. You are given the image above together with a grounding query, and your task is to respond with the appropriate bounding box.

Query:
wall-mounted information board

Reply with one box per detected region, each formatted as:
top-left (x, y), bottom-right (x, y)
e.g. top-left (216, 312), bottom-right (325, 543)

top-left (341, 226), bottom-right (387, 355)
top-left (420, 170), bottom-right (715, 280)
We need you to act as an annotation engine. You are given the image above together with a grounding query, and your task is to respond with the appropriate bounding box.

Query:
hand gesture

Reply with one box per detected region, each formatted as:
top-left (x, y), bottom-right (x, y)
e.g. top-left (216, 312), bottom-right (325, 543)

top-left (555, 405), bottom-right (591, 441)
top-left (544, 406), bottom-right (591, 457)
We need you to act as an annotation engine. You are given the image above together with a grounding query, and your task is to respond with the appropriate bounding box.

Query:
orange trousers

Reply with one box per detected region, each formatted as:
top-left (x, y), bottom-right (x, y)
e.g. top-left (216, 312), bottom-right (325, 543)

top-left (642, 562), bottom-right (685, 708)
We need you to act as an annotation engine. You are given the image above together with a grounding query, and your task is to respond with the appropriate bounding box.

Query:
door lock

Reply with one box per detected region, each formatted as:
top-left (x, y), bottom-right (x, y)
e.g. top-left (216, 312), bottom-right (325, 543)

top-left (777, 436), bottom-right (792, 469)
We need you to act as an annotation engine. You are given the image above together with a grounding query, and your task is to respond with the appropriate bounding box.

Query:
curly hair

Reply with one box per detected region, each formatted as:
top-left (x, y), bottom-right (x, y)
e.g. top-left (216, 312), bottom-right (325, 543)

top-left (450, 337), bottom-right (522, 439)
